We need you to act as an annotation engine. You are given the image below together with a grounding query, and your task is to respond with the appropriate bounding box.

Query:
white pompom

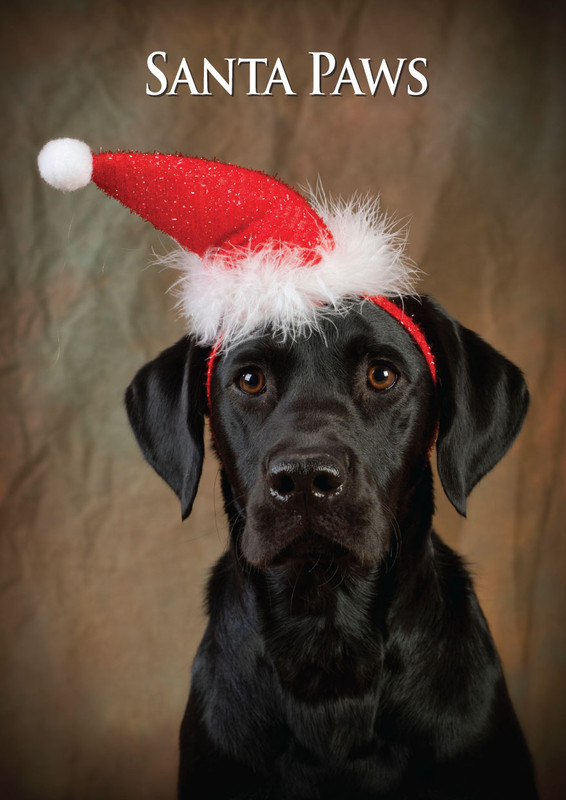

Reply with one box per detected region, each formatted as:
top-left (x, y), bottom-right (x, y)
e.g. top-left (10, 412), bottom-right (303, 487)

top-left (37, 138), bottom-right (93, 192)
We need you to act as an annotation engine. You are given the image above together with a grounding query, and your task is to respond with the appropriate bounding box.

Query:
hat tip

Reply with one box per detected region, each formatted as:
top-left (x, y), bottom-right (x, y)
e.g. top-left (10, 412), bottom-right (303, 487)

top-left (37, 138), bottom-right (93, 192)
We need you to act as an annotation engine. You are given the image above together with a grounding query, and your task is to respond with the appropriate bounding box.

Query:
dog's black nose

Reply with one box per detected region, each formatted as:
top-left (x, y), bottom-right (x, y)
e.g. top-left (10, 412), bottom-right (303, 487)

top-left (267, 454), bottom-right (346, 502)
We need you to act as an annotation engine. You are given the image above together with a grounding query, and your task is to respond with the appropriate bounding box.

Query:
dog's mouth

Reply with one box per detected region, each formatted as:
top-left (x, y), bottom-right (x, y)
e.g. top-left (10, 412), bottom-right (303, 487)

top-left (271, 532), bottom-right (351, 566)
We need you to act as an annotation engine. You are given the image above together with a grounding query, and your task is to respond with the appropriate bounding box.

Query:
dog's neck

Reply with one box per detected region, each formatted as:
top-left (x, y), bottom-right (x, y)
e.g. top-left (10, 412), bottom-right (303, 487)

top-left (225, 465), bottom-right (437, 703)
top-left (258, 559), bottom-right (385, 701)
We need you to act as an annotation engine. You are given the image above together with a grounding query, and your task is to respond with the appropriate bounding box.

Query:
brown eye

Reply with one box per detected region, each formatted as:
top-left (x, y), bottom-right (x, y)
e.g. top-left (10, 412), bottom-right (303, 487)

top-left (238, 368), bottom-right (266, 395)
top-left (367, 364), bottom-right (398, 391)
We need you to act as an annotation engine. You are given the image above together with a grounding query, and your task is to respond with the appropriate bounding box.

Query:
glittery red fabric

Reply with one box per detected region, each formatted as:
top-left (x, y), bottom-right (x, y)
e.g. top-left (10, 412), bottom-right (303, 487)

top-left (367, 296), bottom-right (437, 384)
top-left (367, 296), bottom-right (438, 457)
top-left (206, 337), bottom-right (223, 451)
top-left (91, 151), bottom-right (332, 262)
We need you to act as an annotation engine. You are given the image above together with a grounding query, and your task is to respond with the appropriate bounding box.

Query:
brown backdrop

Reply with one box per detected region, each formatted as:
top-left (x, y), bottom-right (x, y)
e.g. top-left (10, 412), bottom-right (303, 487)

top-left (1, 1), bottom-right (564, 798)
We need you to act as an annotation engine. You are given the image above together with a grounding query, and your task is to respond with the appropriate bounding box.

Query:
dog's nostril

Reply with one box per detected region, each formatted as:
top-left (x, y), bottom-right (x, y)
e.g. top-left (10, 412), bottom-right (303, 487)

top-left (312, 471), bottom-right (341, 494)
top-left (269, 469), bottom-right (297, 497)
top-left (277, 474), bottom-right (295, 495)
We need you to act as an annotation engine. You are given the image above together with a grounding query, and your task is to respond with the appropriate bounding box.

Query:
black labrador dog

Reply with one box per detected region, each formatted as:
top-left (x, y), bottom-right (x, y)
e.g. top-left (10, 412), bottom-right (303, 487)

top-left (125, 296), bottom-right (537, 799)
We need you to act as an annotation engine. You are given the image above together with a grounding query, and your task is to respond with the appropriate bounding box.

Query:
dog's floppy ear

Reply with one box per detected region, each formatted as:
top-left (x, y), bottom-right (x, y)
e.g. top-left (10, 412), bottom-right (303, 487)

top-left (125, 336), bottom-right (209, 520)
top-left (407, 296), bottom-right (529, 516)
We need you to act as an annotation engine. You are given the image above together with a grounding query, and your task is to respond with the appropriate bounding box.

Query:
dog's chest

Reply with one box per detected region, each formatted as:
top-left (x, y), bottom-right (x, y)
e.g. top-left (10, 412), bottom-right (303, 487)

top-left (259, 564), bottom-right (383, 695)
top-left (280, 688), bottom-right (379, 762)
top-left (219, 568), bottom-right (385, 759)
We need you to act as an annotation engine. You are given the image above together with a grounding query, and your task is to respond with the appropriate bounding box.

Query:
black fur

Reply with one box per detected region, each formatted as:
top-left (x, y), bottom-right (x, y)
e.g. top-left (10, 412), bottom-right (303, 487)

top-left (125, 296), bottom-right (537, 799)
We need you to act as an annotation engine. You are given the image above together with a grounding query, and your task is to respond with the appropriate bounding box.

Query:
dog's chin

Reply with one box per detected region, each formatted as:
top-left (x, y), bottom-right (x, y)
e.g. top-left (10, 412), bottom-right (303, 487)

top-left (240, 504), bottom-right (391, 568)
top-left (241, 527), bottom-right (364, 570)
top-left (271, 532), bottom-right (352, 567)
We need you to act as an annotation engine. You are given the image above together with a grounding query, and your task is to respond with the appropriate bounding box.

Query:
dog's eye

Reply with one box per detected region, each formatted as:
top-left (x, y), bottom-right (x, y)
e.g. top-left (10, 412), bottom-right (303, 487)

top-left (367, 363), bottom-right (398, 391)
top-left (238, 368), bottom-right (266, 395)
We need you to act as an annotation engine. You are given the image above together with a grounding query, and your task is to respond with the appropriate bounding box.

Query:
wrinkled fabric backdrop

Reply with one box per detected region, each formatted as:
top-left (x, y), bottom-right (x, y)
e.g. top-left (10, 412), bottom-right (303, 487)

top-left (1, 0), bottom-right (564, 798)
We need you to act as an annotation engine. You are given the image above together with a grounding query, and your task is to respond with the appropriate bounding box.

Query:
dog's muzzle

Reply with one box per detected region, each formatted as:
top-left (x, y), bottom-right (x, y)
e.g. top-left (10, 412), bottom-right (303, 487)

top-left (240, 440), bottom-right (386, 568)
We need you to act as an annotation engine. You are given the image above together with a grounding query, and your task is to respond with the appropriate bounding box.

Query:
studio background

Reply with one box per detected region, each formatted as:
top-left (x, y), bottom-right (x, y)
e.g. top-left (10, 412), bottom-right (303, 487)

top-left (1, 1), bottom-right (564, 798)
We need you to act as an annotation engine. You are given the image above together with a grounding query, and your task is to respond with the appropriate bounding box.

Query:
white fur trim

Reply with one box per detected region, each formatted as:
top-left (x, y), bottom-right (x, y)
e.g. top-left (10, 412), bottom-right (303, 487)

top-left (163, 190), bottom-right (420, 347)
top-left (163, 190), bottom-right (419, 347)
top-left (38, 138), bottom-right (93, 192)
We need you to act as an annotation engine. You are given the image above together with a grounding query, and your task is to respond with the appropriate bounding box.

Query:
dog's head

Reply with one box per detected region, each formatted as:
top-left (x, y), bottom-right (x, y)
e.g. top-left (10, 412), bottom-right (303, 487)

top-left (125, 296), bottom-right (528, 569)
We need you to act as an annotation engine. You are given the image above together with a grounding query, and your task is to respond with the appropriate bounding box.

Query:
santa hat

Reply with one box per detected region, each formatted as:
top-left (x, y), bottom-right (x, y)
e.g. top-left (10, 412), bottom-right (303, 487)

top-left (37, 138), bottom-right (434, 381)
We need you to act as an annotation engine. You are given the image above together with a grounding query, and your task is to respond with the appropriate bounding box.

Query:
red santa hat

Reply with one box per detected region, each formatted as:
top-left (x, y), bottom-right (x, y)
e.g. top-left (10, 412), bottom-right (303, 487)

top-left (37, 138), bottom-right (434, 381)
